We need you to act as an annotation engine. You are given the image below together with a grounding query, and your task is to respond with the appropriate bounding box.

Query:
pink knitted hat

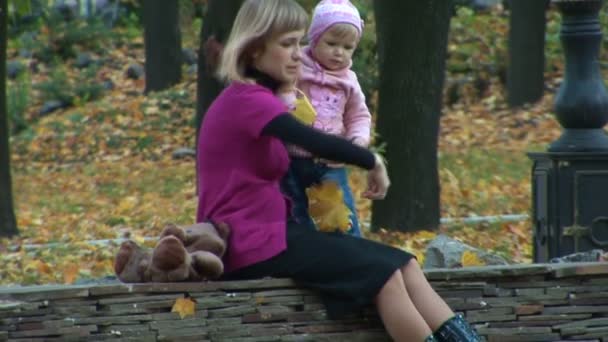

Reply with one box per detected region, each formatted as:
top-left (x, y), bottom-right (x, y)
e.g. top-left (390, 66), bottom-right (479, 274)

top-left (308, 0), bottom-right (364, 47)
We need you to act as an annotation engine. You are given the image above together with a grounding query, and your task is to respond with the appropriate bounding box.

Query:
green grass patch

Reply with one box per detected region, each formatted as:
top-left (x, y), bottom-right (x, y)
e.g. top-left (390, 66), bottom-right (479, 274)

top-left (36, 198), bottom-right (85, 215)
top-left (439, 148), bottom-right (532, 216)
top-left (440, 148), bottom-right (530, 183)
top-left (96, 181), bottom-right (125, 198)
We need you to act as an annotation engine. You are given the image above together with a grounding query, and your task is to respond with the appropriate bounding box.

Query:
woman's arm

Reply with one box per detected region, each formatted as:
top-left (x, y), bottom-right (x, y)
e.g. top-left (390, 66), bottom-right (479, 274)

top-left (261, 113), bottom-right (375, 170)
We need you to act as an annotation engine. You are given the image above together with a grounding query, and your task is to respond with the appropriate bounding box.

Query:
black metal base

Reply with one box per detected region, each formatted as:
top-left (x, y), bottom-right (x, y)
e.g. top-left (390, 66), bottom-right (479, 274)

top-left (548, 128), bottom-right (608, 152)
top-left (528, 151), bottom-right (608, 262)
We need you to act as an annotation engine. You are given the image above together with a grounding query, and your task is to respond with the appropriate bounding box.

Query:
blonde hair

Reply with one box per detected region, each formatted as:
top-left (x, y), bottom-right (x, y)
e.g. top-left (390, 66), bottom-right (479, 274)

top-left (218, 0), bottom-right (308, 83)
top-left (326, 23), bottom-right (360, 42)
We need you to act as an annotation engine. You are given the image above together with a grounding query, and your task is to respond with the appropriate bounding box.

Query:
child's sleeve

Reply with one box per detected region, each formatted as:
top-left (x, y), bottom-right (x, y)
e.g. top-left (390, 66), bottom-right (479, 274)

top-left (344, 73), bottom-right (372, 147)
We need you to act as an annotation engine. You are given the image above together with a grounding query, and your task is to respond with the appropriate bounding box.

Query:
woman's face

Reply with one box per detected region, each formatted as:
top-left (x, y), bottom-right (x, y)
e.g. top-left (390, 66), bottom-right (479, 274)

top-left (253, 29), bottom-right (305, 86)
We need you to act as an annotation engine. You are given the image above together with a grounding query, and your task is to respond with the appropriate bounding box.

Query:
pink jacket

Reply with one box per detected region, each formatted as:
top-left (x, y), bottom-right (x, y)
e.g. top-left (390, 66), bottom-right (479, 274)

top-left (281, 47), bottom-right (371, 157)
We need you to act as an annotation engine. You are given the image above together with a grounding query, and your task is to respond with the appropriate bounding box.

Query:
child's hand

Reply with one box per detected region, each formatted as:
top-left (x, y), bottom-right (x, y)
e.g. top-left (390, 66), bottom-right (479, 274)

top-left (363, 154), bottom-right (390, 200)
top-left (320, 159), bottom-right (344, 168)
top-left (352, 137), bottom-right (369, 148)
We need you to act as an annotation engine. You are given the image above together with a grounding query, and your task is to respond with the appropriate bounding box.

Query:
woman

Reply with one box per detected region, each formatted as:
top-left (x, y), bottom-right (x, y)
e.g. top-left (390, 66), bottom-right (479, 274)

top-left (196, 0), bottom-right (480, 341)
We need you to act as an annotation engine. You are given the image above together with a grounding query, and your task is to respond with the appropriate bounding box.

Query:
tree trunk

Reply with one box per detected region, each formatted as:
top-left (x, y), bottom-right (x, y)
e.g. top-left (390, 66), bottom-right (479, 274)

top-left (372, 1), bottom-right (452, 232)
top-left (194, 0), bottom-right (242, 193)
top-left (143, 0), bottom-right (182, 94)
top-left (507, 0), bottom-right (548, 108)
top-left (195, 0), bottom-right (243, 132)
top-left (0, 0), bottom-right (19, 237)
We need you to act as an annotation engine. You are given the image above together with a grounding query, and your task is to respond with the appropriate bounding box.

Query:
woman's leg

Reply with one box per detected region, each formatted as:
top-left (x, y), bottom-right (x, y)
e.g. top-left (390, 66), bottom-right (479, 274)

top-left (224, 226), bottom-right (430, 339)
top-left (376, 269), bottom-right (433, 341)
top-left (401, 260), bottom-right (455, 330)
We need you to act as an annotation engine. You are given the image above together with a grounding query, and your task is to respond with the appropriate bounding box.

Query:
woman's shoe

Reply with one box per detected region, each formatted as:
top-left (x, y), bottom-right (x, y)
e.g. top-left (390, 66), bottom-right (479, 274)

top-left (434, 314), bottom-right (481, 342)
top-left (424, 333), bottom-right (439, 341)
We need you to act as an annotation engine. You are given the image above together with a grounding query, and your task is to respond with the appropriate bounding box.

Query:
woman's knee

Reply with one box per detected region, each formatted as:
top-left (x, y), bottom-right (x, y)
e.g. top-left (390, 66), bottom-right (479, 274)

top-left (401, 258), bottom-right (424, 277)
top-left (378, 269), bottom-right (405, 297)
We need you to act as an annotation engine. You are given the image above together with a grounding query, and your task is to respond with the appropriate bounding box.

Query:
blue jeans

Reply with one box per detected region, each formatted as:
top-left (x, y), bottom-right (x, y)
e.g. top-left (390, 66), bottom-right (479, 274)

top-left (280, 157), bottom-right (362, 237)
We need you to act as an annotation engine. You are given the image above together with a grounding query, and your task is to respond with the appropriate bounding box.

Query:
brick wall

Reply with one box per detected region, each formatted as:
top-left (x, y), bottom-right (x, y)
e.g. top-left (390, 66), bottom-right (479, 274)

top-left (2, 262), bottom-right (608, 341)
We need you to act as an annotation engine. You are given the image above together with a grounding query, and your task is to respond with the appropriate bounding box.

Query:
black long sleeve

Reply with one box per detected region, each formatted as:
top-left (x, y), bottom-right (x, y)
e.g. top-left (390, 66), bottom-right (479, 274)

top-left (261, 113), bottom-right (376, 170)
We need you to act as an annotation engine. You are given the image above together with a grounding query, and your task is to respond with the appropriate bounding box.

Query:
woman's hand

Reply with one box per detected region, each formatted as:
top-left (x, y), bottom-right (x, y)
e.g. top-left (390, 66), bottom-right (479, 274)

top-left (363, 154), bottom-right (390, 200)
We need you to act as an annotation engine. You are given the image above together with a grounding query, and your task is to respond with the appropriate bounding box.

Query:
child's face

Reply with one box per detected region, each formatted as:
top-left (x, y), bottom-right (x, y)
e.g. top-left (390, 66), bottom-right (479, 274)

top-left (253, 29), bottom-right (305, 86)
top-left (312, 25), bottom-right (358, 71)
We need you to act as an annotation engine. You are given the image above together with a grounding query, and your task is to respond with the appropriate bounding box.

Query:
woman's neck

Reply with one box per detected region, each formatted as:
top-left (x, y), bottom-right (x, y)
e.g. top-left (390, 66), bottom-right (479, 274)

top-left (245, 67), bottom-right (281, 93)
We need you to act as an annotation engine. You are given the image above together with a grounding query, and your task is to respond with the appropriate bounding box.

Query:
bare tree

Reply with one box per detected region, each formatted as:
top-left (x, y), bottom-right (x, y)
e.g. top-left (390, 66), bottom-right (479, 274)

top-left (507, 0), bottom-right (548, 108)
top-left (0, 0), bottom-right (19, 237)
top-left (194, 0), bottom-right (242, 191)
top-left (143, 0), bottom-right (182, 93)
top-left (372, 1), bottom-right (453, 232)
top-left (195, 0), bottom-right (243, 132)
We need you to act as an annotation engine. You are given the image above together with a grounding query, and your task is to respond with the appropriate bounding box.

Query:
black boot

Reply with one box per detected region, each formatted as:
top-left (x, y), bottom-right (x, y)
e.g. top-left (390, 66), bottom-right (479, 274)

top-left (434, 314), bottom-right (481, 342)
top-left (424, 333), bottom-right (439, 342)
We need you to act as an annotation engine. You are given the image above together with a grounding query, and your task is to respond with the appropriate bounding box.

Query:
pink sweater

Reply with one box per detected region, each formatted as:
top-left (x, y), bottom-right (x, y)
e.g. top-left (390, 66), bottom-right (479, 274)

top-left (283, 47), bottom-right (371, 157)
top-left (197, 82), bottom-right (290, 273)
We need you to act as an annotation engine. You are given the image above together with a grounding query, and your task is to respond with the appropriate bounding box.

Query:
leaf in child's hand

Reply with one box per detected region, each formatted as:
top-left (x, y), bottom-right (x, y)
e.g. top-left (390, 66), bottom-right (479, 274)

top-left (461, 250), bottom-right (485, 267)
top-left (292, 92), bottom-right (317, 125)
top-left (172, 297), bottom-right (197, 319)
top-left (307, 182), bottom-right (351, 233)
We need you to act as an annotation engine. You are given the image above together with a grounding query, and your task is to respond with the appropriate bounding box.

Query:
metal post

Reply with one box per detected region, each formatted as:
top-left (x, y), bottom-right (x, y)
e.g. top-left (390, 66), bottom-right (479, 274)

top-left (550, 0), bottom-right (608, 152)
top-left (528, 0), bottom-right (608, 262)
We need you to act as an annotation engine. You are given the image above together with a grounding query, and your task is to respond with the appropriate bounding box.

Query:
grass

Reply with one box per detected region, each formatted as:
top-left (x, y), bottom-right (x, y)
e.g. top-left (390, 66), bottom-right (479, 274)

top-left (440, 149), bottom-right (531, 182)
top-left (12, 159), bottom-right (198, 242)
top-left (438, 150), bottom-right (531, 218)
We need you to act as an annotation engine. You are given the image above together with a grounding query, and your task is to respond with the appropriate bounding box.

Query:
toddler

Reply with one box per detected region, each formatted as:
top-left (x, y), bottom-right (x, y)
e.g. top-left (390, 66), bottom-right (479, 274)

top-left (280, 0), bottom-right (371, 237)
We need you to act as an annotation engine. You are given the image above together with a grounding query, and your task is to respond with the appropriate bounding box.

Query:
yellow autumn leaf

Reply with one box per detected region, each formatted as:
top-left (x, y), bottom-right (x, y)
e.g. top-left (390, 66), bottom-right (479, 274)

top-left (307, 182), bottom-right (351, 233)
top-left (116, 196), bottom-right (138, 214)
top-left (63, 264), bottom-right (80, 284)
top-left (461, 250), bottom-right (485, 267)
top-left (24, 260), bottom-right (43, 272)
top-left (130, 233), bottom-right (146, 245)
top-left (36, 260), bottom-right (52, 275)
top-left (172, 297), bottom-right (197, 319)
top-left (413, 230), bottom-right (437, 241)
top-left (291, 91), bottom-right (317, 125)
top-left (415, 251), bottom-right (426, 266)
top-left (144, 106), bottom-right (160, 115)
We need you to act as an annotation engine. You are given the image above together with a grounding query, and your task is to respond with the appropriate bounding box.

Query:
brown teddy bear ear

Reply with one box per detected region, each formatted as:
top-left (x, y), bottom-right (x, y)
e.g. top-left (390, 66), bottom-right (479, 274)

top-left (114, 240), bottom-right (138, 276)
top-left (159, 223), bottom-right (187, 242)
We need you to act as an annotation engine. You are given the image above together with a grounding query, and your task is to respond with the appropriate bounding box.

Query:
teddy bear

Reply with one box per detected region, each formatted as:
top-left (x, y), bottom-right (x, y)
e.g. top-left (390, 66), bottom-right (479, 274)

top-left (113, 239), bottom-right (152, 283)
top-left (114, 221), bottom-right (230, 283)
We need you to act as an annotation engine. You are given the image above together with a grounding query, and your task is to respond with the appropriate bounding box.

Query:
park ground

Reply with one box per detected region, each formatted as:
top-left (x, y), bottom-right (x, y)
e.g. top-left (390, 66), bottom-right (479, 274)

top-left (0, 5), bottom-right (589, 285)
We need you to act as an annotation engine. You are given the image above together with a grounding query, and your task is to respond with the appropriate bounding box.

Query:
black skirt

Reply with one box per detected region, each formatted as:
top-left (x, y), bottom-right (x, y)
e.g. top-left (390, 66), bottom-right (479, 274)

top-left (221, 221), bottom-right (415, 319)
